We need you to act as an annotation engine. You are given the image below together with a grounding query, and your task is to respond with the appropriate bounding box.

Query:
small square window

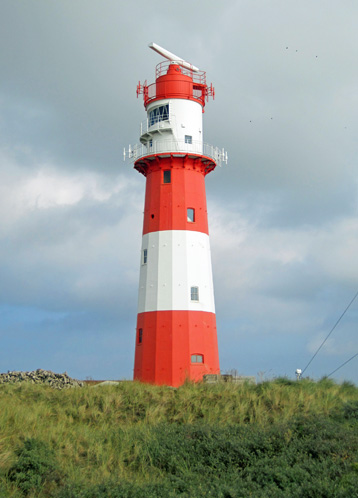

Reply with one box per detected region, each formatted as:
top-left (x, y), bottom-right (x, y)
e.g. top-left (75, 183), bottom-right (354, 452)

top-left (191, 354), bottom-right (203, 363)
top-left (143, 249), bottom-right (147, 264)
top-left (191, 286), bottom-right (199, 302)
top-left (187, 208), bottom-right (195, 222)
top-left (163, 170), bottom-right (171, 184)
top-left (185, 135), bottom-right (192, 144)
top-left (138, 328), bottom-right (143, 344)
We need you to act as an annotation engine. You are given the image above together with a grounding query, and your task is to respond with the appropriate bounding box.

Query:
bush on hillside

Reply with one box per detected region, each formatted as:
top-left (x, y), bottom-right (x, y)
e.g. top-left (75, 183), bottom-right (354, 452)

top-left (7, 438), bottom-right (63, 496)
top-left (343, 400), bottom-right (358, 420)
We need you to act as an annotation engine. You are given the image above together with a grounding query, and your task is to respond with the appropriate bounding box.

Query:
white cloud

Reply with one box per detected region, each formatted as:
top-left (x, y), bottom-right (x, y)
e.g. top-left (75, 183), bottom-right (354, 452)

top-left (210, 199), bottom-right (358, 330)
top-left (0, 148), bottom-right (143, 313)
top-left (0, 150), bottom-right (130, 209)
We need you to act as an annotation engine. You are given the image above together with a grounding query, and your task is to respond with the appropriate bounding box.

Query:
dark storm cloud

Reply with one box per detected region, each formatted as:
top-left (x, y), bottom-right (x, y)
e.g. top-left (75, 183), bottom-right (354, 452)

top-left (0, 0), bottom-right (148, 170)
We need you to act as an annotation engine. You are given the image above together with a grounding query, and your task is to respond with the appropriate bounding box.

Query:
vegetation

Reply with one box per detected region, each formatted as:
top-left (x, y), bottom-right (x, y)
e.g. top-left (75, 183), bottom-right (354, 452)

top-left (0, 378), bottom-right (358, 496)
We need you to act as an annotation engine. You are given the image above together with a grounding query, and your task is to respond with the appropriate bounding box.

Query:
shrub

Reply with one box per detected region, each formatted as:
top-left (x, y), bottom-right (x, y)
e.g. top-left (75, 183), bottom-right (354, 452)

top-left (343, 401), bottom-right (358, 421)
top-left (7, 438), bottom-right (62, 495)
top-left (55, 480), bottom-right (178, 498)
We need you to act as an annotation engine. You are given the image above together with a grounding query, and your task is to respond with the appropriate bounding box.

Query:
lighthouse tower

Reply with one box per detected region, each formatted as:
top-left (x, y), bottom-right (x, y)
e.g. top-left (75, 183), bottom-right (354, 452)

top-left (129, 43), bottom-right (227, 387)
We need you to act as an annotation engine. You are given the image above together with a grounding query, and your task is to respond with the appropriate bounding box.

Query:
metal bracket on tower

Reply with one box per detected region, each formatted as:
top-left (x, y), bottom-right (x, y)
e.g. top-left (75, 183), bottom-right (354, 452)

top-left (136, 80), bottom-right (148, 100)
top-left (215, 148), bottom-right (228, 166)
top-left (123, 144), bottom-right (140, 161)
top-left (206, 83), bottom-right (215, 101)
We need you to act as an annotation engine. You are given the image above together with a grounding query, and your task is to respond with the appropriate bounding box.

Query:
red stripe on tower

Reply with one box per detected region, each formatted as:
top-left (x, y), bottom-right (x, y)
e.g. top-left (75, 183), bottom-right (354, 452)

top-left (130, 43), bottom-right (226, 387)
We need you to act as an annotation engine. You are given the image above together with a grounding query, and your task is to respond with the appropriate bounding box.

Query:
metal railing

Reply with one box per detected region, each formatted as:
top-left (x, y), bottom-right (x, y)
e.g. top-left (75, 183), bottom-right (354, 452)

top-left (139, 117), bottom-right (172, 136)
top-left (137, 61), bottom-right (214, 108)
top-left (144, 82), bottom-right (205, 106)
top-left (125, 139), bottom-right (228, 166)
top-left (155, 61), bottom-right (207, 85)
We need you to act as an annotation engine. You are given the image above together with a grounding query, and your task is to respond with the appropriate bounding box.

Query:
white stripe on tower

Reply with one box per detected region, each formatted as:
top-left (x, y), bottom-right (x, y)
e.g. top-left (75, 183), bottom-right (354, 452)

top-left (138, 230), bottom-right (215, 313)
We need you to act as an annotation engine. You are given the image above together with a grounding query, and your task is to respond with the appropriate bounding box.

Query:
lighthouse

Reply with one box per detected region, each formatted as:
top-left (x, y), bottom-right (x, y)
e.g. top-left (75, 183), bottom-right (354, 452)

top-left (128, 43), bottom-right (227, 387)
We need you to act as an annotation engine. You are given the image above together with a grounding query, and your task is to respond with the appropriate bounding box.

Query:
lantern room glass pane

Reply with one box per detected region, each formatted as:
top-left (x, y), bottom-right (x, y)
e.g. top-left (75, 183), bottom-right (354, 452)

top-left (149, 104), bottom-right (169, 126)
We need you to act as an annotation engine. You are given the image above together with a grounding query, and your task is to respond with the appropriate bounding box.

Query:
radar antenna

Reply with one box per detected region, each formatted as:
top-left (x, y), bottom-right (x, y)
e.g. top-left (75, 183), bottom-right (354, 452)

top-left (149, 42), bottom-right (200, 72)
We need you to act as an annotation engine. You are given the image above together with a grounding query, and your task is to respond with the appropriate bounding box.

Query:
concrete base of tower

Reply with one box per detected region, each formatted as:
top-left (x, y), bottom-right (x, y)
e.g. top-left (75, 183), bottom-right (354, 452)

top-left (133, 310), bottom-right (220, 387)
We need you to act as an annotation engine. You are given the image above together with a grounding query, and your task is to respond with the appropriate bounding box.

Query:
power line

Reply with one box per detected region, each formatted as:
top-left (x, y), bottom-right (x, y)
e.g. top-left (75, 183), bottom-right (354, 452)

top-left (327, 352), bottom-right (358, 378)
top-left (301, 290), bottom-right (358, 376)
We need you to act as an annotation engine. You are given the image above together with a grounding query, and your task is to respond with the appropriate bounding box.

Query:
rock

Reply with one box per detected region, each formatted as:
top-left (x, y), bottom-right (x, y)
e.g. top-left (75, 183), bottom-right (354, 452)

top-left (92, 380), bottom-right (120, 387)
top-left (0, 369), bottom-right (84, 389)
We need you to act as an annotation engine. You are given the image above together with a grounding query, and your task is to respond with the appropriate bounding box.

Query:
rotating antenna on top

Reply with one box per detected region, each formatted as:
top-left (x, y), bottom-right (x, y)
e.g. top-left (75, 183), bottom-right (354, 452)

top-left (148, 42), bottom-right (200, 73)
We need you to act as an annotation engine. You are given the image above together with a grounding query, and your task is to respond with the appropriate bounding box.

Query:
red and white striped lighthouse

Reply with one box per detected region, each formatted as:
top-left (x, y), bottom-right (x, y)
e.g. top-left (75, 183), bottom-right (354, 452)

top-left (128, 44), bottom-right (227, 387)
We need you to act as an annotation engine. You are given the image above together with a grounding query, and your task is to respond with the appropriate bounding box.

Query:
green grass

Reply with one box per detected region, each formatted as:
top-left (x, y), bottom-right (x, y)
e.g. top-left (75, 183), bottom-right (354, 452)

top-left (0, 378), bottom-right (358, 496)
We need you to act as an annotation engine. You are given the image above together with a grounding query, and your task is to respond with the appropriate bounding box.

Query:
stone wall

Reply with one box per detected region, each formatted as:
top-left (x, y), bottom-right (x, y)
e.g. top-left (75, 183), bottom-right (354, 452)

top-left (0, 369), bottom-right (84, 389)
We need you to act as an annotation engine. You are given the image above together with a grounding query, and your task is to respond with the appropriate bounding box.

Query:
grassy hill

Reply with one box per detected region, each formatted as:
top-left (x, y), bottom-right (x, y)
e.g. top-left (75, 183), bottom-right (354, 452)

top-left (0, 378), bottom-right (358, 497)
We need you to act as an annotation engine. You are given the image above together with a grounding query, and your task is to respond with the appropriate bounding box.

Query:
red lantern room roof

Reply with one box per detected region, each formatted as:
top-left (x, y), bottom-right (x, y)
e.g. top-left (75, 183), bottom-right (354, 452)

top-left (137, 61), bottom-right (214, 111)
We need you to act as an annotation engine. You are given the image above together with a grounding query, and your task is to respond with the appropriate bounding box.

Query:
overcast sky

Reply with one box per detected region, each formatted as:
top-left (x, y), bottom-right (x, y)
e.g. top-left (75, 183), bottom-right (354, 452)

top-left (0, 0), bottom-right (357, 383)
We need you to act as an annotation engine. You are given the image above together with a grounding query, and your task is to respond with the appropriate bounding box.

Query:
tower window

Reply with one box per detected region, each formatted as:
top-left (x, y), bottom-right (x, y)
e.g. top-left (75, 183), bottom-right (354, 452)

top-left (185, 135), bottom-right (192, 144)
top-left (138, 328), bottom-right (143, 344)
top-left (187, 208), bottom-right (195, 222)
top-left (191, 354), bottom-right (203, 363)
top-left (149, 104), bottom-right (169, 126)
top-left (191, 286), bottom-right (199, 302)
top-left (142, 249), bottom-right (147, 264)
top-left (163, 170), bottom-right (171, 184)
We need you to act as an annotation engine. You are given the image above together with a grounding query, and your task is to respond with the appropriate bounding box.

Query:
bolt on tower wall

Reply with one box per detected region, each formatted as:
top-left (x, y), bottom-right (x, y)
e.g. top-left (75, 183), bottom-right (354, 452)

top-left (130, 44), bottom-right (227, 387)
